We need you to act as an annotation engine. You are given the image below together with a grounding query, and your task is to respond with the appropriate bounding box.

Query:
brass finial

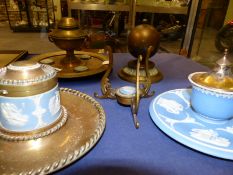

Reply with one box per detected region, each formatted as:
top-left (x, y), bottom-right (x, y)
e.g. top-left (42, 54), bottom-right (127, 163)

top-left (215, 49), bottom-right (232, 77)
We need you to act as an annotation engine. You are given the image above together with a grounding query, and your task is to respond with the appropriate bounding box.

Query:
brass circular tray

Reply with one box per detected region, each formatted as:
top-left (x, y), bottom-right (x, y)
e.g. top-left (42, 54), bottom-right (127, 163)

top-left (0, 88), bottom-right (106, 175)
top-left (30, 50), bottom-right (109, 78)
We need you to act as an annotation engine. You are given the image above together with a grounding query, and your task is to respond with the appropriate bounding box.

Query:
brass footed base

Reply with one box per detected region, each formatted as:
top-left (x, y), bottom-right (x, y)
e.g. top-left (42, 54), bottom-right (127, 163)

top-left (118, 60), bottom-right (163, 83)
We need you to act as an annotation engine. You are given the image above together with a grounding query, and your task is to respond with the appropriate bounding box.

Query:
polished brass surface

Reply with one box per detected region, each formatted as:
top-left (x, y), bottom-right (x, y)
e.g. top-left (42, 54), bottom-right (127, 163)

top-left (49, 27), bottom-right (87, 40)
top-left (119, 24), bottom-right (162, 83)
top-left (0, 61), bottom-right (57, 97)
top-left (128, 24), bottom-right (160, 60)
top-left (49, 37), bottom-right (86, 49)
top-left (57, 17), bottom-right (79, 29)
top-left (30, 50), bottom-right (109, 78)
top-left (95, 26), bottom-right (158, 128)
top-left (4, 61), bottom-right (44, 80)
top-left (115, 94), bottom-right (132, 106)
top-left (0, 88), bottom-right (106, 175)
top-left (115, 86), bottom-right (135, 106)
top-left (138, 46), bottom-right (155, 98)
top-left (48, 17), bottom-right (88, 67)
top-left (131, 55), bottom-right (142, 129)
top-left (130, 47), bottom-right (155, 129)
top-left (49, 18), bottom-right (86, 39)
top-left (0, 78), bottom-right (57, 97)
top-left (94, 46), bottom-right (116, 99)
top-left (192, 72), bottom-right (233, 92)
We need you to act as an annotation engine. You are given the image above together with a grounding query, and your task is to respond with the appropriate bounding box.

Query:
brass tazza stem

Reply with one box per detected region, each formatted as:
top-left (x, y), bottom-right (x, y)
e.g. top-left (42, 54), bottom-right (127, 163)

top-left (94, 45), bottom-right (116, 99)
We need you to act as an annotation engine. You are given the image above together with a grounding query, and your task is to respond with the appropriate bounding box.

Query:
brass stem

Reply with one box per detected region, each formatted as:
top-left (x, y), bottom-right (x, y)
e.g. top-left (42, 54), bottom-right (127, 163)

top-left (66, 50), bottom-right (75, 60)
top-left (130, 55), bottom-right (142, 129)
top-left (142, 46), bottom-right (155, 97)
top-left (94, 45), bottom-right (116, 99)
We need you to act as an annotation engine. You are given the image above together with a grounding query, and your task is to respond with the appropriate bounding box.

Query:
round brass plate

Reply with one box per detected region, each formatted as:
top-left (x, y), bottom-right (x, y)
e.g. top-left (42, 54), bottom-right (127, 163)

top-left (0, 88), bottom-right (106, 175)
top-left (30, 51), bottom-right (109, 78)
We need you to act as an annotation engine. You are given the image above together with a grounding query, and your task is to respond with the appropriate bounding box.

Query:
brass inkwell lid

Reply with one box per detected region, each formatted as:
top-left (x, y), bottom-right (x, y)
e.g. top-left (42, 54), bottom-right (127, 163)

top-left (191, 49), bottom-right (233, 92)
top-left (0, 60), bottom-right (57, 97)
top-left (49, 17), bottom-right (87, 39)
top-left (48, 17), bottom-right (88, 69)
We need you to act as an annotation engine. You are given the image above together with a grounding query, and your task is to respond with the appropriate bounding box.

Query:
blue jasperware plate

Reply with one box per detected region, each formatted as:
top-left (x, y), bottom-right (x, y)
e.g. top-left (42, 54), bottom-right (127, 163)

top-left (149, 89), bottom-right (233, 160)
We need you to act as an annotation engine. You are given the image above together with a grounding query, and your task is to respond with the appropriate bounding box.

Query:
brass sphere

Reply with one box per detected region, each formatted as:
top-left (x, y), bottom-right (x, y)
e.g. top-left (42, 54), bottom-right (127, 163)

top-left (128, 24), bottom-right (160, 59)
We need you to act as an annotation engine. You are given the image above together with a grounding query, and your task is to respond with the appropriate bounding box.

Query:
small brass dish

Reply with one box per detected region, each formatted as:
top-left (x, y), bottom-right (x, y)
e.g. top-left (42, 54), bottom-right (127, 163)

top-left (116, 86), bottom-right (136, 105)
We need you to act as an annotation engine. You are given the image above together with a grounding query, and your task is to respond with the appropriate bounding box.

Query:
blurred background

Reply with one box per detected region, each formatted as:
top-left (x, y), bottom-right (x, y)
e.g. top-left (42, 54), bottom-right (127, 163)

top-left (0, 0), bottom-right (232, 68)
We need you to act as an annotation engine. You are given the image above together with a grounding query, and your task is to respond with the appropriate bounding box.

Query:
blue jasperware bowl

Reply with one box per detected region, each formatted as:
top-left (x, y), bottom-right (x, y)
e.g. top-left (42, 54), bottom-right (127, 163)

top-left (188, 72), bottom-right (233, 121)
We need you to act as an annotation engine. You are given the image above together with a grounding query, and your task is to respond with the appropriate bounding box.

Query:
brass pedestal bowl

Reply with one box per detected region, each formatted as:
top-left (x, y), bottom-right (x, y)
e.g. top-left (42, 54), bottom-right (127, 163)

top-left (118, 24), bottom-right (162, 83)
top-left (48, 17), bottom-right (88, 69)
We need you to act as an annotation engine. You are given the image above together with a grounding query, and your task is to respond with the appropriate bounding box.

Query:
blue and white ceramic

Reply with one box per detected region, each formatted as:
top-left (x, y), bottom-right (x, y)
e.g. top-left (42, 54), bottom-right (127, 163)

top-left (188, 72), bottom-right (233, 120)
top-left (118, 86), bottom-right (136, 97)
top-left (0, 61), bottom-right (62, 132)
top-left (0, 85), bottom-right (61, 132)
top-left (149, 89), bottom-right (233, 160)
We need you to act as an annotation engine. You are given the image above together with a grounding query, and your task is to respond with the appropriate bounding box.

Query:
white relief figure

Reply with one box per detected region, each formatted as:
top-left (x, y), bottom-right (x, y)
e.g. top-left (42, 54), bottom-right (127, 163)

top-left (31, 95), bottom-right (47, 128)
top-left (190, 129), bottom-right (230, 147)
top-left (157, 97), bottom-right (183, 114)
top-left (49, 91), bottom-right (61, 116)
top-left (168, 90), bottom-right (190, 108)
top-left (0, 103), bottom-right (28, 126)
top-left (217, 126), bottom-right (233, 134)
top-left (158, 112), bottom-right (203, 129)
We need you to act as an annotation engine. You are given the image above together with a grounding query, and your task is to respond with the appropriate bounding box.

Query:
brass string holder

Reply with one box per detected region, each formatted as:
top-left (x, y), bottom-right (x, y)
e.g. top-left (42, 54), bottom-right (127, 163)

top-left (95, 46), bottom-right (155, 129)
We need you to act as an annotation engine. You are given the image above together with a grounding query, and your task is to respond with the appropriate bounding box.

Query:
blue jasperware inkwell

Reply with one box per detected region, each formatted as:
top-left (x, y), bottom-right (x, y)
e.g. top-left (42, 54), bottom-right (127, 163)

top-left (0, 61), bottom-right (64, 135)
top-left (188, 50), bottom-right (233, 121)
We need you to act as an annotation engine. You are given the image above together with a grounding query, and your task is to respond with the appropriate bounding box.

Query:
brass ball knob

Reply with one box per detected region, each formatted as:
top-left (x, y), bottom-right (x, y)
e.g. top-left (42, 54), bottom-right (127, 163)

top-left (128, 24), bottom-right (160, 59)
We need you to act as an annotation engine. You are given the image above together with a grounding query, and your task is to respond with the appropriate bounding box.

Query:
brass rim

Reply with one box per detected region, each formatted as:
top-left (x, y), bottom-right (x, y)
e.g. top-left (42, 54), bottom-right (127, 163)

top-left (30, 51), bottom-right (109, 78)
top-left (0, 78), bottom-right (57, 97)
